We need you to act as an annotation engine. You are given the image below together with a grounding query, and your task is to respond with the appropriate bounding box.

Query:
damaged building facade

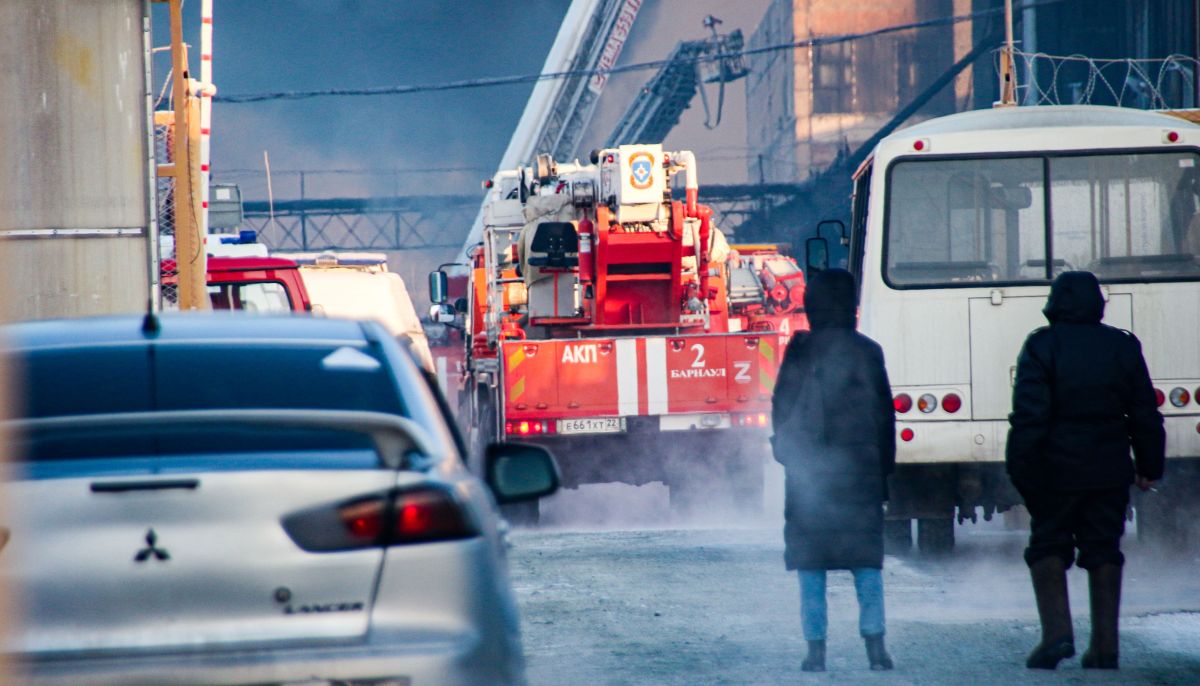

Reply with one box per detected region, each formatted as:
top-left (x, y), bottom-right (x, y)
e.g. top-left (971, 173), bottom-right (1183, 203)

top-left (744, 0), bottom-right (1200, 215)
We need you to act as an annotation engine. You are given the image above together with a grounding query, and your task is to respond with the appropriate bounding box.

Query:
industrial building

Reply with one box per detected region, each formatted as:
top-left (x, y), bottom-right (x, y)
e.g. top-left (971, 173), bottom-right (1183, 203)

top-left (745, 0), bottom-right (1200, 187)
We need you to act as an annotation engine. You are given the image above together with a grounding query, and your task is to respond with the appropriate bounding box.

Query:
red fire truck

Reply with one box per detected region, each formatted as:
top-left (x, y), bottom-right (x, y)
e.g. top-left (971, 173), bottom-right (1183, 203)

top-left (431, 146), bottom-right (807, 522)
top-left (161, 255), bottom-right (312, 313)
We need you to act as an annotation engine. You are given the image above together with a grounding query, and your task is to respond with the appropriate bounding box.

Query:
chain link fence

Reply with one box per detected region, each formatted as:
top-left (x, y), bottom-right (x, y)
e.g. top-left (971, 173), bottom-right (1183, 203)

top-left (154, 116), bottom-right (179, 310)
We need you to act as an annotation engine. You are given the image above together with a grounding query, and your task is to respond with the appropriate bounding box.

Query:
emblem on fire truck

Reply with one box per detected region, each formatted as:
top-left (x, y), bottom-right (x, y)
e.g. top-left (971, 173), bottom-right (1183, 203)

top-left (628, 151), bottom-right (655, 190)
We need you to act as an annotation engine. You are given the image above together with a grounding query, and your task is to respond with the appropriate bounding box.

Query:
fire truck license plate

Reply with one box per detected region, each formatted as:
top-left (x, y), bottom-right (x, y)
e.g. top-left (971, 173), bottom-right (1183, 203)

top-left (557, 417), bottom-right (625, 435)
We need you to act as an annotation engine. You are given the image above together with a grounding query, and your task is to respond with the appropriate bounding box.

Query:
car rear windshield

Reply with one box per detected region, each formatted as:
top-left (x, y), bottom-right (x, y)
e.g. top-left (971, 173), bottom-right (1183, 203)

top-left (17, 341), bottom-right (405, 419)
top-left (12, 424), bottom-right (380, 467)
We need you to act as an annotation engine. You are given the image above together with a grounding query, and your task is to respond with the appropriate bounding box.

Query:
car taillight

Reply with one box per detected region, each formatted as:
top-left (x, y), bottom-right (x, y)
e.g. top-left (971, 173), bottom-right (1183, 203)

top-left (339, 498), bottom-right (385, 541)
top-left (900, 428), bottom-right (914, 442)
top-left (1169, 387), bottom-right (1190, 408)
top-left (942, 393), bottom-right (962, 414)
top-left (893, 394), bottom-right (912, 413)
top-left (286, 487), bottom-right (479, 552)
top-left (1155, 389), bottom-right (1165, 407)
top-left (505, 419), bottom-right (555, 435)
top-left (917, 394), bottom-right (937, 413)
top-left (391, 488), bottom-right (477, 545)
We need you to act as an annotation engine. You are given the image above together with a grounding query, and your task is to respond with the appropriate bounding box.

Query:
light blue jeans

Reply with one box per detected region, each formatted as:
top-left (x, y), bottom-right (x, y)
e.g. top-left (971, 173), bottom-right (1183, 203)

top-left (798, 568), bottom-right (885, 640)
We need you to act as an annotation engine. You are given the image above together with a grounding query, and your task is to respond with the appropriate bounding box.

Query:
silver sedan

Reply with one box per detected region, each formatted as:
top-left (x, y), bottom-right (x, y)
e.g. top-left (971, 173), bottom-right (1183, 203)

top-left (1, 314), bottom-right (558, 686)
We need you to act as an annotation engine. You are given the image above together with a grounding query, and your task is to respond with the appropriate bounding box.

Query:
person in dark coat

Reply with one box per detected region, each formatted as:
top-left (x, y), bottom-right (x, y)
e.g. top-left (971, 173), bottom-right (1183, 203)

top-left (1008, 271), bottom-right (1165, 671)
top-left (771, 268), bottom-right (896, 672)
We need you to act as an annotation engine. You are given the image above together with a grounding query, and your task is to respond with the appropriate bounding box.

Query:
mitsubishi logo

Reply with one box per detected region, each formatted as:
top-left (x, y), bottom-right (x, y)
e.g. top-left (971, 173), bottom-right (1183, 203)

top-left (134, 528), bottom-right (170, 563)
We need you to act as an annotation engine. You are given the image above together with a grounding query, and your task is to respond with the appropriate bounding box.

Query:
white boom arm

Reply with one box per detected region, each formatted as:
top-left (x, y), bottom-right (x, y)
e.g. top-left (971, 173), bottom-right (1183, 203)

top-left (459, 0), bottom-right (642, 260)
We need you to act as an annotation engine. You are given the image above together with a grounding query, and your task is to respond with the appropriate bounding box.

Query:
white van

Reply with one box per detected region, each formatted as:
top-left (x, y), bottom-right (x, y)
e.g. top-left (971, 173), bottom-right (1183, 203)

top-left (279, 252), bottom-right (435, 373)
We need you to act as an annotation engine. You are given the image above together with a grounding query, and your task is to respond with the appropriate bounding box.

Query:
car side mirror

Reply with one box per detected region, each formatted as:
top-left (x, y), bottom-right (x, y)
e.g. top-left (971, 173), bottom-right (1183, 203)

top-left (485, 442), bottom-right (560, 504)
top-left (817, 218), bottom-right (849, 247)
top-left (429, 269), bottom-right (449, 305)
top-left (805, 237), bottom-right (829, 274)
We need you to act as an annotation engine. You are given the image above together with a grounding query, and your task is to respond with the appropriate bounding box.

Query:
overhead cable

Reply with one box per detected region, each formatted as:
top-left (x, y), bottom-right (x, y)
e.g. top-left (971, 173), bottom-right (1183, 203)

top-left (216, 0), bottom-right (1066, 104)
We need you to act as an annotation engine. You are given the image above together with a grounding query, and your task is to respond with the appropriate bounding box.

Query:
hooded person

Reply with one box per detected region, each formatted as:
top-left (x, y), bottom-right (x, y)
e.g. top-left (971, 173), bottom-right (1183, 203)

top-left (1008, 271), bottom-right (1165, 671)
top-left (770, 268), bottom-right (896, 672)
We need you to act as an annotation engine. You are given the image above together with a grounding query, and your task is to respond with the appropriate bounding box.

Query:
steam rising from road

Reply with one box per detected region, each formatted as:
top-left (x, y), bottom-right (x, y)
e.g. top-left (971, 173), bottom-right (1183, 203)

top-left (538, 441), bottom-right (785, 530)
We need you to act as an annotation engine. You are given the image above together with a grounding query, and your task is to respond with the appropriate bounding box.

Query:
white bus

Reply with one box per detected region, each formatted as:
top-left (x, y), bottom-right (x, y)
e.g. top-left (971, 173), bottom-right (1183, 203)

top-left (842, 105), bottom-right (1200, 552)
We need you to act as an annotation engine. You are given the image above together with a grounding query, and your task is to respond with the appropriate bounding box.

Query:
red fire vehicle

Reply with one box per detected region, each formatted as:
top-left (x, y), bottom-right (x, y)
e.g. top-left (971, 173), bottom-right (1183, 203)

top-left (431, 146), bottom-right (807, 521)
top-left (161, 256), bottom-right (312, 313)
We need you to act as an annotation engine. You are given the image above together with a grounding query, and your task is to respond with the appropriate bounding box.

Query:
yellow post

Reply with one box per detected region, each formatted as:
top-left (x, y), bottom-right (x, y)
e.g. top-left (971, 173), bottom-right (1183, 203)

top-left (996, 0), bottom-right (1018, 107)
top-left (165, 0), bottom-right (207, 309)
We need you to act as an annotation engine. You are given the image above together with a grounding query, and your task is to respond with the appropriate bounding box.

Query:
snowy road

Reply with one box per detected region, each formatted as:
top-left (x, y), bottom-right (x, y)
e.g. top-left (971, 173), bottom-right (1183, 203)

top-left (509, 489), bottom-right (1200, 685)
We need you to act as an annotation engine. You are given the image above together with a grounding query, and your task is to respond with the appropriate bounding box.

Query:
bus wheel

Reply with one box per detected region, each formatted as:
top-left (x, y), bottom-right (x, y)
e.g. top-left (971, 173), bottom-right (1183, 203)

top-left (917, 517), bottom-right (955, 554)
top-left (1136, 489), bottom-right (1188, 553)
top-left (884, 519), bottom-right (913, 555)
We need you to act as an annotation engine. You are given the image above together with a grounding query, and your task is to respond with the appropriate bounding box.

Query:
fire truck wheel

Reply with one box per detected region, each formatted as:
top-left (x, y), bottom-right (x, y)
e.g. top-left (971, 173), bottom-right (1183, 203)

top-left (728, 449), bottom-right (765, 518)
top-left (501, 501), bottom-right (540, 528)
top-left (883, 518), bottom-right (913, 554)
top-left (667, 479), bottom-right (703, 521)
top-left (470, 395), bottom-right (498, 475)
top-left (916, 517), bottom-right (955, 554)
top-left (666, 440), bottom-right (764, 521)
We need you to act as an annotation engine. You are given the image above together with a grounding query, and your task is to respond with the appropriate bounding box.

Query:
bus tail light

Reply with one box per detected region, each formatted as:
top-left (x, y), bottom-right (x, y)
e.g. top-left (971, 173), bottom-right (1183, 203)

top-left (917, 394), bottom-right (937, 413)
top-left (1155, 389), bottom-right (1166, 407)
top-left (900, 428), bottom-right (914, 442)
top-left (942, 393), bottom-right (962, 413)
top-left (893, 394), bottom-right (912, 413)
top-left (1170, 387), bottom-right (1190, 408)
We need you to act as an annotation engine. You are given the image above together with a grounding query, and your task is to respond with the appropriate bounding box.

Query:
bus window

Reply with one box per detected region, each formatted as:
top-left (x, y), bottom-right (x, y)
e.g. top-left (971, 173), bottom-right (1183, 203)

top-left (1050, 152), bottom-right (1200, 281)
top-left (886, 157), bottom-right (1045, 287)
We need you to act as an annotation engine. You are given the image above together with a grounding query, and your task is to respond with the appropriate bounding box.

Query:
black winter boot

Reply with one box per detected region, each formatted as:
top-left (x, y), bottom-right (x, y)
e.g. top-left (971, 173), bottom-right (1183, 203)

top-left (1082, 563), bottom-right (1122, 669)
top-left (1026, 556), bottom-right (1076, 669)
top-left (801, 640), bottom-right (825, 672)
top-left (865, 634), bottom-right (894, 671)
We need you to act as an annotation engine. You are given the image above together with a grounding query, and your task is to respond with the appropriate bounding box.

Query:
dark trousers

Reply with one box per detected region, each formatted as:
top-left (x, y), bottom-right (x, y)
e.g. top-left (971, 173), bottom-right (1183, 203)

top-left (1023, 487), bottom-right (1129, 570)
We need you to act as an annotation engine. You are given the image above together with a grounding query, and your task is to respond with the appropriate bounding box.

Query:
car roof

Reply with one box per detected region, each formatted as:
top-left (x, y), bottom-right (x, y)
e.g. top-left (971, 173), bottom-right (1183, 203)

top-left (891, 104), bottom-right (1200, 140)
top-left (206, 256), bottom-right (300, 272)
top-left (3, 312), bottom-right (373, 351)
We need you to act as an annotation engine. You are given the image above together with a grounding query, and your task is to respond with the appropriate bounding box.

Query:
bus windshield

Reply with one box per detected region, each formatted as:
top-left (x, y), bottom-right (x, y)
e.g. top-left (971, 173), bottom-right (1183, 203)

top-left (885, 150), bottom-right (1200, 287)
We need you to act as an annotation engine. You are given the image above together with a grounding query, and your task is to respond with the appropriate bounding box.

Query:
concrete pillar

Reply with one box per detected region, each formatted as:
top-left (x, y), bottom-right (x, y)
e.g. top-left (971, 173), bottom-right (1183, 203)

top-left (0, 0), bottom-right (153, 321)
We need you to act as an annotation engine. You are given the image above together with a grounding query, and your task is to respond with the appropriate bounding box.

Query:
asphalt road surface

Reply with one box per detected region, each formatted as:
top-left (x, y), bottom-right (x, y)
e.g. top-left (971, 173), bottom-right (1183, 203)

top-left (510, 484), bottom-right (1200, 686)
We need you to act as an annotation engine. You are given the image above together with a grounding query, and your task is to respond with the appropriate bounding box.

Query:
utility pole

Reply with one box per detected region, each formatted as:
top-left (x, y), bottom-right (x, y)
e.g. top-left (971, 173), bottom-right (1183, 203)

top-left (154, 0), bottom-right (208, 310)
top-left (996, 0), bottom-right (1018, 107)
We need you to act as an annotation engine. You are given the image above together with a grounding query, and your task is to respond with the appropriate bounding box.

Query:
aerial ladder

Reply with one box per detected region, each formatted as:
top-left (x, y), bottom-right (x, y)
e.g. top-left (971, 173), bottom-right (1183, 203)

top-left (458, 0), bottom-right (644, 260)
top-left (605, 16), bottom-right (749, 147)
